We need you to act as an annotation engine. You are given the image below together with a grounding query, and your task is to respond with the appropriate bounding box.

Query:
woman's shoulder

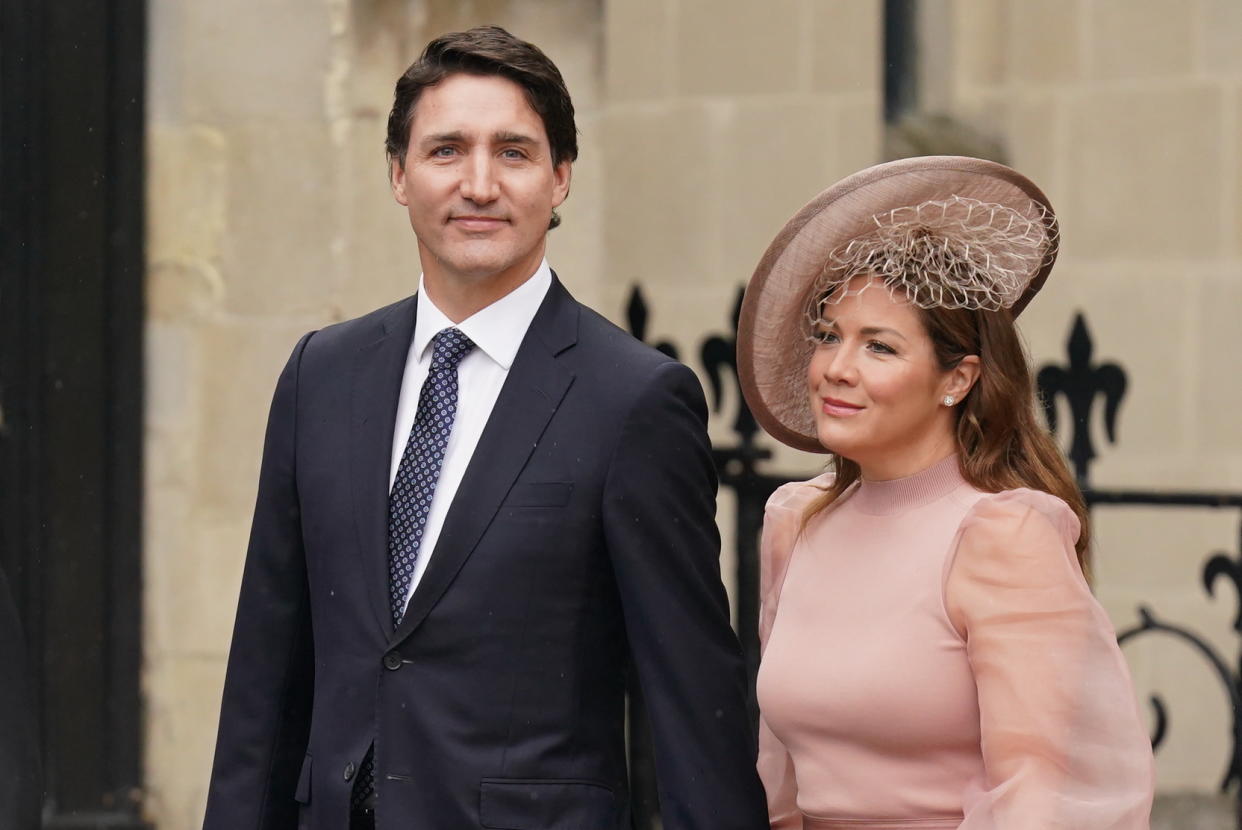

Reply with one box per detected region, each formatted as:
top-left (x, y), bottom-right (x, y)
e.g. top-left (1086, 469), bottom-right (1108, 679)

top-left (958, 487), bottom-right (1080, 547)
top-left (765, 472), bottom-right (836, 519)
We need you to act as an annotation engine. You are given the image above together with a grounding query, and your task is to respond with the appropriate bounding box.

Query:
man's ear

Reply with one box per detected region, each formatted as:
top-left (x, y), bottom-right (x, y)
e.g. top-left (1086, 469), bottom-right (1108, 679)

top-left (551, 160), bottom-right (572, 208)
top-left (391, 157), bottom-right (409, 206)
top-left (944, 354), bottom-right (981, 402)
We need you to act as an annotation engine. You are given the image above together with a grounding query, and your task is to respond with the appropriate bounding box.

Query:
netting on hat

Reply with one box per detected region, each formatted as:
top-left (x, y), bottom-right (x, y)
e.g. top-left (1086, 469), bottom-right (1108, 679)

top-left (804, 194), bottom-right (1058, 328)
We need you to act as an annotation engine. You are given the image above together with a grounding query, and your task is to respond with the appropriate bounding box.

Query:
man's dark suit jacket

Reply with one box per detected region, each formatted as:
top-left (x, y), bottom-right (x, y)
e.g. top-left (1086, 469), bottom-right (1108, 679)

top-left (203, 276), bottom-right (768, 829)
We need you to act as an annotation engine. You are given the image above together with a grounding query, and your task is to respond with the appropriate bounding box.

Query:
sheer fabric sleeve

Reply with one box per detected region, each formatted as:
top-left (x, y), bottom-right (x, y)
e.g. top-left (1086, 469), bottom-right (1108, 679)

top-left (757, 476), bottom-right (831, 830)
top-left (944, 489), bottom-right (1155, 829)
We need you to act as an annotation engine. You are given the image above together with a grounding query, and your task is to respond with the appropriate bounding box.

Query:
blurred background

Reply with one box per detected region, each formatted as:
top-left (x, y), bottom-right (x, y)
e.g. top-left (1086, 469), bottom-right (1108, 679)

top-left (3, 0), bottom-right (1241, 827)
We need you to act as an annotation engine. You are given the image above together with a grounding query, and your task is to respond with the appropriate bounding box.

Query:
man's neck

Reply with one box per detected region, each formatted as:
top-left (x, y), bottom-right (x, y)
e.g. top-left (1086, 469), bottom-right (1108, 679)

top-left (420, 251), bottom-right (546, 323)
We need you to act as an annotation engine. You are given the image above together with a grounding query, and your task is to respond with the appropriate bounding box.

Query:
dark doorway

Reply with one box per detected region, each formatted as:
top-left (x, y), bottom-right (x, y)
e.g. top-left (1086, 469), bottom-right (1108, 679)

top-left (0, 1), bottom-right (147, 826)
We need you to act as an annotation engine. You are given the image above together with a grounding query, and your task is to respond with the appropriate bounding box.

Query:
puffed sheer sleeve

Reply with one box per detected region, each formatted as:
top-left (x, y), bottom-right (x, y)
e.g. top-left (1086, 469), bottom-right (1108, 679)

top-left (944, 489), bottom-right (1155, 829)
top-left (757, 476), bottom-right (832, 830)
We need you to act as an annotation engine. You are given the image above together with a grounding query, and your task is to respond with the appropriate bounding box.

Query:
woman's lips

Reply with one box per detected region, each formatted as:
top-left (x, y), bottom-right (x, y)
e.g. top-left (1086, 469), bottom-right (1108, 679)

top-left (820, 397), bottom-right (864, 417)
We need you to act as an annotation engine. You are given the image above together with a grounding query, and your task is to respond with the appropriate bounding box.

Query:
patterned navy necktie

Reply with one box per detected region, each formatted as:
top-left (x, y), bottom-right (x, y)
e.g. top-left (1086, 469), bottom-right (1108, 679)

top-left (353, 326), bottom-right (475, 813)
top-left (386, 326), bottom-right (476, 626)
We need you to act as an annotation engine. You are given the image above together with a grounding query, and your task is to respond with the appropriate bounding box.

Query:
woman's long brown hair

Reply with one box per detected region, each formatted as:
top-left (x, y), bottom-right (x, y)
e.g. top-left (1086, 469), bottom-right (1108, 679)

top-left (804, 303), bottom-right (1091, 574)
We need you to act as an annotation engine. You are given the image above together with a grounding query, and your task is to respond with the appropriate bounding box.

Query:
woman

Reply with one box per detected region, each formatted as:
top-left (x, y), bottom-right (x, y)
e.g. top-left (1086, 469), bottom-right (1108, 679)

top-left (737, 157), bottom-right (1154, 828)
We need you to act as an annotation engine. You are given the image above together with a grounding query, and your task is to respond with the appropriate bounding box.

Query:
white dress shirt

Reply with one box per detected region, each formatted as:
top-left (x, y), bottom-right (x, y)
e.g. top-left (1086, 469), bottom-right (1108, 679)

top-left (388, 259), bottom-right (553, 611)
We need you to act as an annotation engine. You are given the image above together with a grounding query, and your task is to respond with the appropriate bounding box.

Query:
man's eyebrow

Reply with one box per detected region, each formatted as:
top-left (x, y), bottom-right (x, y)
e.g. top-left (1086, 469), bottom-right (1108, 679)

top-left (418, 130), bottom-right (539, 145)
top-left (493, 131), bottom-right (537, 145)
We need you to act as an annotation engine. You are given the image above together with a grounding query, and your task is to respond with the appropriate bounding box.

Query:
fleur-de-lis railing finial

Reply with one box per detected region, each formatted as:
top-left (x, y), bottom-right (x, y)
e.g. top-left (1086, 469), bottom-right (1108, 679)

top-left (701, 287), bottom-right (758, 445)
top-left (1035, 313), bottom-right (1127, 486)
top-left (626, 286), bottom-right (679, 361)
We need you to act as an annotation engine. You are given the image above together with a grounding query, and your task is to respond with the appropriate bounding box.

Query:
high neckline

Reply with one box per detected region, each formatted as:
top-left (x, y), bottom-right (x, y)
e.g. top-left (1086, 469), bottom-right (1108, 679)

top-left (851, 454), bottom-right (967, 515)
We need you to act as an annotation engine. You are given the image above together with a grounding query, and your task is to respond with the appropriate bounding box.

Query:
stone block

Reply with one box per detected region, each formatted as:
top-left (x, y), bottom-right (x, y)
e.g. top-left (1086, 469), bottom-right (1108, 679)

top-left (177, 0), bottom-right (335, 124)
top-left (338, 118), bottom-right (424, 319)
top-left (1199, 0), bottom-right (1242, 75)
top-left (419, 0), bottom-right (519, 41)
top-left (143, 655), bottom-right (228, 830)
top-left (545, 114), bottom-right (604, 308)
top-left (145, 321), bottom-right (204, 444)
top-left (832, 97), bottom-right (883, 181)
top-left (1004, 94), bottom-right (1060, 206)
top-left (146, 0), bottom-right (185, 125)
top-left (160, 514), bottom-right (250, 657)
top-left (1064, 86), bottom-right (1224, 258)
top-left (1088, 0), bottom-right (1194, 80)
top-left (950, 0), bottom-right (1005, 90)
top-left (1092, 506), bottom-right (1241, 596)
top-left (147, 125), bottom-right (228, 303)
top-left (599, 102), bottom-right (720, 300)
top-left (605, 0), bottom-right (674, 101)
top-left (143, 482), bottom-right (194, 658)
top-left (341, 3), bottom-right (409, 127)
top-left (507, 0), bottom-right (604, 111)
top-left (810, 0), bottom-right (882, 94)
top-left (219, 122), bottom-right (340, 317)
top-left (674, 0), bottom-right (805, 96)
top-left (1235, 87), bottom-right (1242, 256)
top-left (1006, 0), bottom-right (1081, 84)
top-left (196, 320), bottom-right (317, 521)
top-left (1194, 271), bottom-right (1242, 452)
top-left (717, 99), bottom-right (840, 293)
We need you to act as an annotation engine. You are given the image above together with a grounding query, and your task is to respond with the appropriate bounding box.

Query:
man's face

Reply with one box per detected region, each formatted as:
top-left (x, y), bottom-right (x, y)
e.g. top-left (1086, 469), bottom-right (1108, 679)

top-left (391, 73), bottom-right (571, 299)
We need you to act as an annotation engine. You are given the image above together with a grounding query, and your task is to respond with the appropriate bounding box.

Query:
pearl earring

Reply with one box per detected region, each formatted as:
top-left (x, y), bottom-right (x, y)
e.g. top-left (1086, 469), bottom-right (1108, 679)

top-left (942, 395), bottom-right (955, 407)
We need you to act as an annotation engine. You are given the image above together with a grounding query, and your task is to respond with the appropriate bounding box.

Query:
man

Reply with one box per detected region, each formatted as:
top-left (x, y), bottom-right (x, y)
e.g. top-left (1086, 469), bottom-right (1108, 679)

top-left (203, 25), bottom-right (767, 830)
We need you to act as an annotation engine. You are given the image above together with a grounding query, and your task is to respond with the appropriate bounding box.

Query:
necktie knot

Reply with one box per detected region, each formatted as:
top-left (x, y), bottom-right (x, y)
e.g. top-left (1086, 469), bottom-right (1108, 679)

top-left (430, 327), bottom-right (475, 371)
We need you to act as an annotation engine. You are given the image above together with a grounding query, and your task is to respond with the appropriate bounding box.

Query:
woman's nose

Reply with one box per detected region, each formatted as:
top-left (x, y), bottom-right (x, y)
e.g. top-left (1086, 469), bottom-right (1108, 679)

top-left (821, 347), bottom-right (858, 385)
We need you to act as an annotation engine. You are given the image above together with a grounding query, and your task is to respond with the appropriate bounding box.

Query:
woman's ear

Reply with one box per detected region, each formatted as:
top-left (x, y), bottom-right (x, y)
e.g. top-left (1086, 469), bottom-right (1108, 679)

top-left (943, 354), bottom-right (981, 403)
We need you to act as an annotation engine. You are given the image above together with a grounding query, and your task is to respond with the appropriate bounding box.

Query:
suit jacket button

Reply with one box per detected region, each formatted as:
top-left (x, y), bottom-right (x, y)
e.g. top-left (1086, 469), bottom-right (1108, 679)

top-left (383, 652), bottom-right (402, 670)
top-left (344, 761), bottom-right (356, 781)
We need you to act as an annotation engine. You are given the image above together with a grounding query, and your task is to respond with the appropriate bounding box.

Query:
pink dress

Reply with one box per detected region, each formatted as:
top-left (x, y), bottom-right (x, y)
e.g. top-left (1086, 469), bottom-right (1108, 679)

top-left (755, 456), bottom-right (1154, 829)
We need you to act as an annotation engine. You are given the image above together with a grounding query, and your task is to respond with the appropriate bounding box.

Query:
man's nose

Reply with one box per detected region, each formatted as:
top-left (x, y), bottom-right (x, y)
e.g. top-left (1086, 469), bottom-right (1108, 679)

top-left (459, 154), bottom-right (500, 204)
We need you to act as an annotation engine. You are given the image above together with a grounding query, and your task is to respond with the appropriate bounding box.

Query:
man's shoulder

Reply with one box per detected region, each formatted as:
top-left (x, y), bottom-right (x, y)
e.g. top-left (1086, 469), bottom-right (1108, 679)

top-left (570, 300), bottom-right (680, 375)
top-left (302, 294), bottom-right (416, 358)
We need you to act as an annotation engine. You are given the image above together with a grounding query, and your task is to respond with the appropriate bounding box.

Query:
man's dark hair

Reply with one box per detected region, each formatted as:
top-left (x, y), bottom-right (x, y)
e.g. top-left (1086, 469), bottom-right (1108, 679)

top-left (386, 24), bottom-right (579, 171)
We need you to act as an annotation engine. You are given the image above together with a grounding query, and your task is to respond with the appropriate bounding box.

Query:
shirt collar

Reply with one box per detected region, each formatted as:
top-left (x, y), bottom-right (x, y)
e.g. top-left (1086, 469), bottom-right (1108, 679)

top-left (412, 259), bottom-right (553, 371)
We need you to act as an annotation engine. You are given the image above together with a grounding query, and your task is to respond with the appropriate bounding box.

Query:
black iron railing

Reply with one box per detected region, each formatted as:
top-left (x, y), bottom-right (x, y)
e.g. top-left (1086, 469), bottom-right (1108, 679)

top-left (624, 288), bottom-right (1242, 829)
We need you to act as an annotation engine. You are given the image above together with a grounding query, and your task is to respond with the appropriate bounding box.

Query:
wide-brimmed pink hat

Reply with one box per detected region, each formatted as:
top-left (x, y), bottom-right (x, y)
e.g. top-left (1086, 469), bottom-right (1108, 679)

top-left (737, 155), bottom-right (1059, 454)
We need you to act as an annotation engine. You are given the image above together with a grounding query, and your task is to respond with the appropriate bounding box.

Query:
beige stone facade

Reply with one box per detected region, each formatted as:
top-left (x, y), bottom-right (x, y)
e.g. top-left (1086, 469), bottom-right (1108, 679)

top-left (145, 0), bottom-right (1242, 826)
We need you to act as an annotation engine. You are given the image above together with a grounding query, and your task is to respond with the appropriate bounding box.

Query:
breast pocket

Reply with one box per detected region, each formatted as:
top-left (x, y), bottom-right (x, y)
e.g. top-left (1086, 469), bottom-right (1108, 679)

top-left (502, 482), bottom-right (573, 509)
top-left (479, 778), bottom-right (616, 830)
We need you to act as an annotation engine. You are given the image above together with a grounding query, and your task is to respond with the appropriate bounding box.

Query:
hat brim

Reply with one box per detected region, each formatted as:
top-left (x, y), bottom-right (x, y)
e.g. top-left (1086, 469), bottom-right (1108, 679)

top-left (737, 156), bottom-right (1058, 455)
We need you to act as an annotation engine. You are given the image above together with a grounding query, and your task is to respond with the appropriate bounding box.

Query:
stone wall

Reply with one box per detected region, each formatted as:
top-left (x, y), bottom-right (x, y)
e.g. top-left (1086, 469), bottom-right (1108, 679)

top-left (144, 0), bottom-right (1239, 826)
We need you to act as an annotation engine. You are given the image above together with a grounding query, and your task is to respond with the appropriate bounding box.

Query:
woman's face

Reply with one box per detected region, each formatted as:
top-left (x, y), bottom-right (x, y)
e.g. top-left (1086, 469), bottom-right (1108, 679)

top-left (806, 275), bottom-right (976, 479)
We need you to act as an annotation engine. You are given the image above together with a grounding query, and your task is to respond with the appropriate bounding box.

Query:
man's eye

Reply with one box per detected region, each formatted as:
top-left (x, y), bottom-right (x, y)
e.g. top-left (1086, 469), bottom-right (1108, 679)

top-left (432, 146), bottom-right (456, 157)
top-left (501, 148), bottom-right (526, 159)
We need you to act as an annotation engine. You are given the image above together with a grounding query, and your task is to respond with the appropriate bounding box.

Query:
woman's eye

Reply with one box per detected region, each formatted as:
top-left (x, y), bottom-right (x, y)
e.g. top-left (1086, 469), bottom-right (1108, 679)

top-left (867, 340), bottom-right (896, 355)
top-left (811, 329), bottom-right (839, 344)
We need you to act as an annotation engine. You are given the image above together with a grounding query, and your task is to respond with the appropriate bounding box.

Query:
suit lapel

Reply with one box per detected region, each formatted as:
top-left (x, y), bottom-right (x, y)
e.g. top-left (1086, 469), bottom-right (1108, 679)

top-left (349, 296), bottom-right (417, 638)
top-left (392, 277), bottom-right (578, 645)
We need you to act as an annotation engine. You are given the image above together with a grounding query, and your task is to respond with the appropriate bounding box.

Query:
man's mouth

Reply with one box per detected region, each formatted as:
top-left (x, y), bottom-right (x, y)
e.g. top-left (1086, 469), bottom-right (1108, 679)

top-left (450, 215), bottom-right (507, 231)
